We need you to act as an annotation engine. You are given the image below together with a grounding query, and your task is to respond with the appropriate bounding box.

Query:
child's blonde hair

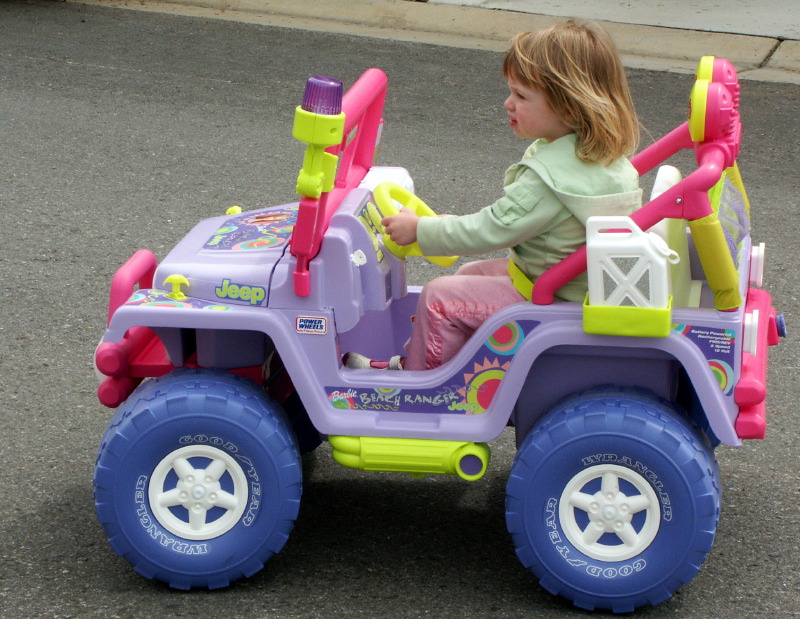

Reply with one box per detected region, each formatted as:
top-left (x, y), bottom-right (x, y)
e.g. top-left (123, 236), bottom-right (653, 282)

top-left (503, 21), bottom-right (639, 165)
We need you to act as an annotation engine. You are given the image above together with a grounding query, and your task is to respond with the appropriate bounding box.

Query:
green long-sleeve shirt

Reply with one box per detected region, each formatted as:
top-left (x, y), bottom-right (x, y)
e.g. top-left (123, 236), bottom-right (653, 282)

top-left (416, 133), bottom-right (642, 301)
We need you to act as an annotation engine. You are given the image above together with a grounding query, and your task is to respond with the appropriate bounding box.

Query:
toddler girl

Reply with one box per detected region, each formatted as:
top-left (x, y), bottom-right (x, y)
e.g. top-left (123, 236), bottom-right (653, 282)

top-left (348, 20), bottom-right (642, 371)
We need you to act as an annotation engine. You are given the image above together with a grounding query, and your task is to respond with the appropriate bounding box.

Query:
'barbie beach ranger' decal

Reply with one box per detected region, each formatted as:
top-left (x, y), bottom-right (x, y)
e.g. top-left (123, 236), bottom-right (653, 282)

top-left (326, 320), bottom-right (538, 415)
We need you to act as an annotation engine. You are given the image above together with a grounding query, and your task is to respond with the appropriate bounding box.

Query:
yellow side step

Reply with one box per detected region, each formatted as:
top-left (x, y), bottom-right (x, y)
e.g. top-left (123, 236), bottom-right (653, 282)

top-left (328, 436), bottom-right (490, 481)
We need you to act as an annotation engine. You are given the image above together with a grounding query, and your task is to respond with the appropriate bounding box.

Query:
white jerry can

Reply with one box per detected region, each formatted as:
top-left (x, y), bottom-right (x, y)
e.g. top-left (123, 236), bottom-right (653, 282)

top-left (586, 216), bottom-right (680, 309)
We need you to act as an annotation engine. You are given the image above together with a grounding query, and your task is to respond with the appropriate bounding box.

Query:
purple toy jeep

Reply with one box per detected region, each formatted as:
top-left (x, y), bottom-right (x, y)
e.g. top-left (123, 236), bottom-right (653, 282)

top-left (93, 59), bottom-right (784, 612)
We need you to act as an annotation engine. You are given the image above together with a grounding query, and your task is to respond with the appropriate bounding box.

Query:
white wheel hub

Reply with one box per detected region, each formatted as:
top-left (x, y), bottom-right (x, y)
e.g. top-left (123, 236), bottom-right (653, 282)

top-left (559, 464), bottom-right (660, 561)
top-left (149, 445), bottom-right (248, 541)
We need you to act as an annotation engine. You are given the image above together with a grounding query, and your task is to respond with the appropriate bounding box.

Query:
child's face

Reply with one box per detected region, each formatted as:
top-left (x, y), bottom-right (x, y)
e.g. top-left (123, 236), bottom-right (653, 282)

top-left (504, 75), bottom-right (573, 143)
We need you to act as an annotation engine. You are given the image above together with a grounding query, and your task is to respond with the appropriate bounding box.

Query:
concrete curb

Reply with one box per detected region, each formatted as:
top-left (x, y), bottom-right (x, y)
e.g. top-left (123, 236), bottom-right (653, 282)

top-left (73, 0), bottom-right (800, 84)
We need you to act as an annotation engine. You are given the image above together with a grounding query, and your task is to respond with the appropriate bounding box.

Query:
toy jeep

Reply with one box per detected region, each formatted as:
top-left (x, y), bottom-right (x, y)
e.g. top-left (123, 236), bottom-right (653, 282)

top-left (93, 59), bottom-right (784, 612)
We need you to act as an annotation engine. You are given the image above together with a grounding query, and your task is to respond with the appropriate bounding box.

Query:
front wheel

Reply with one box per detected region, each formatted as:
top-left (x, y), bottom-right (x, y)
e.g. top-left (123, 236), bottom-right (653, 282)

top-left (506, 389), bottom-right (720, 612)
top-left (94, 369), bottom-right (302, 589)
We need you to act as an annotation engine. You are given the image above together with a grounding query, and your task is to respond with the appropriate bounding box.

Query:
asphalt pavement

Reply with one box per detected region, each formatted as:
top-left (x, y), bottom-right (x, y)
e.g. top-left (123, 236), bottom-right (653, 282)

top-left (73, 0), bottom-right (800, 84)
top-left (1, 1), bottom-right (798, 617)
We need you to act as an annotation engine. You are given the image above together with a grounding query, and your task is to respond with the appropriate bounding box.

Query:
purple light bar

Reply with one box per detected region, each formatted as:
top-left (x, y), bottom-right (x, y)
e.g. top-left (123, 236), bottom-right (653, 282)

top-left (301, 75), bottom-right (343, 115)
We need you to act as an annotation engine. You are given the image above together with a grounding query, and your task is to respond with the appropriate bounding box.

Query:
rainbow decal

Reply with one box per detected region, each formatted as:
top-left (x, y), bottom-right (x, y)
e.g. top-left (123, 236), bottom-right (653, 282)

top-left (708, 359), bottom-right (734, 394)
top-left (125, 290), bottom-right (190, 308)
top-left (232, 236), bottom-right (285, 251)
top-left (204, 206), bottom-right (298, 251)
top-left (124, 290), bottom-right (234, 311)
top-left (144, 300), bottom-right (193, 309)
top-left (127, 291), bottom-right (151, 304)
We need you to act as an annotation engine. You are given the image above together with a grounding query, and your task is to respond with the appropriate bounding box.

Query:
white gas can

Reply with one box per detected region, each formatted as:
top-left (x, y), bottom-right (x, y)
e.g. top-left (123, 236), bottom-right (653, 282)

top-left (586, 216), bottom-right (680, 309)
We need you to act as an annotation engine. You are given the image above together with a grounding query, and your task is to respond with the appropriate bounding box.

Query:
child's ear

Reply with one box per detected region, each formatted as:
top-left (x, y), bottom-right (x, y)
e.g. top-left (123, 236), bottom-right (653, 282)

top-left (560, 110), bottom-right (577, 127)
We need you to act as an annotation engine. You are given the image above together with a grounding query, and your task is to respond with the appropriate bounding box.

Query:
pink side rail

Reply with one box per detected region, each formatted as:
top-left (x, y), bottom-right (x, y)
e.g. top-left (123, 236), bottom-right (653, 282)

top-left (290, 68), bottom-right (388, 296)
top-left (734, 288), bottom-right (781, 439)
top-left (97, 249), bottom-right (158, 407)
top-left (105, 249), bottom-right (157, 324)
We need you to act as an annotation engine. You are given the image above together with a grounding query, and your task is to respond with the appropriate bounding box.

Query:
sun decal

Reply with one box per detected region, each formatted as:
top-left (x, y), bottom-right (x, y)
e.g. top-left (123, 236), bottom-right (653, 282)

top-left (458, 358), bottom-right (511, 414)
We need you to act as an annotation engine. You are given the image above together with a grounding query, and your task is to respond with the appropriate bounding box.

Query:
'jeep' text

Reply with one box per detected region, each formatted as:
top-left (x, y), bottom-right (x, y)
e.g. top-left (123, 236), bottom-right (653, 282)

top-left (216, 279), bottom-right (266, 305)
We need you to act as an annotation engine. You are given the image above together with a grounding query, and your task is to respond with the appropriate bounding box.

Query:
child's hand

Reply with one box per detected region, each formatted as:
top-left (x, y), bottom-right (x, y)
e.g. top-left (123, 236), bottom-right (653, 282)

top-left (382, 208), bottom-right (420, 246)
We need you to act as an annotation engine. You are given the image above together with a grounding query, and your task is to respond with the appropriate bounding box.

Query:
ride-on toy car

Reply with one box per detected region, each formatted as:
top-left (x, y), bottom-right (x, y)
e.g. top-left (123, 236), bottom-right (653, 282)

top-left (93, 59), bottom-right (785, 612)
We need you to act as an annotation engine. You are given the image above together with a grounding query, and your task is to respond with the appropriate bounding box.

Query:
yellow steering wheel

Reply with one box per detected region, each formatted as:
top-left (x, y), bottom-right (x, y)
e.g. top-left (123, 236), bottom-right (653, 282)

top-left (371, 182), bottom-right (458, 267)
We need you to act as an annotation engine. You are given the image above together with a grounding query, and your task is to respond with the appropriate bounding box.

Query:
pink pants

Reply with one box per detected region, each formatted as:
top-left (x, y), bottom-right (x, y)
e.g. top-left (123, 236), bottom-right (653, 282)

top-left (403, 258), bottom-right (525, 371)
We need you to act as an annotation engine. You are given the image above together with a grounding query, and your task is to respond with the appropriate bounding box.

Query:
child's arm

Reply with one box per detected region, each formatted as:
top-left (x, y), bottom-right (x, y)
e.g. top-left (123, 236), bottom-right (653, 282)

top-left (382, 208), bottom-right (421, 246)
top-left (384, 191), bottom-right (552, 256)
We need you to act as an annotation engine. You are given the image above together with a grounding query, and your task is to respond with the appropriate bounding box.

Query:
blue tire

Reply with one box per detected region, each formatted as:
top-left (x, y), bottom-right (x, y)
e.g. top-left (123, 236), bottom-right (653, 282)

top-left (94, 369), bottom-right (302, 589)
top-left (506, 388), bottom-right (720, 612)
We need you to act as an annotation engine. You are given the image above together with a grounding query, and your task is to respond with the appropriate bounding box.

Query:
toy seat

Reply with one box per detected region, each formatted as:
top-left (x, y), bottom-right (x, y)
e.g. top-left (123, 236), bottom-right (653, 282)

top-left (648, 165), bottom-right (703, 308)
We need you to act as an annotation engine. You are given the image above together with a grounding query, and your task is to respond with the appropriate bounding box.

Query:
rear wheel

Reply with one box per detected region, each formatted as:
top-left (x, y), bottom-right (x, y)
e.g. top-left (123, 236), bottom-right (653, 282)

top-left (94, 369), bottom-right (302, 589)
top-left (506, 388), bottom-right (720, 612)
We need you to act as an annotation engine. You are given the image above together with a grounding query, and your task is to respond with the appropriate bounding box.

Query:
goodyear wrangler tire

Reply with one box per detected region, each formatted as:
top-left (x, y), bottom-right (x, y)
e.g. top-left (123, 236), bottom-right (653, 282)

top-left (506, 388), bottom-right (720, 612)
top-left (94, 369), bottom-right (302, 589)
